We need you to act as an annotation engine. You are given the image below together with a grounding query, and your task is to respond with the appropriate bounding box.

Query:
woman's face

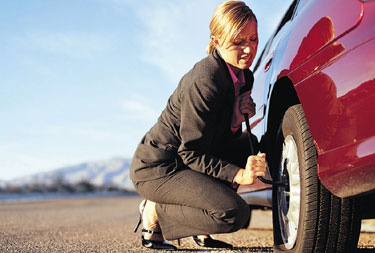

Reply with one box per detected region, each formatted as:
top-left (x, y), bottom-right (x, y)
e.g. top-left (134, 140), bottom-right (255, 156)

top-left (214, 19), bottom-right (258, 71)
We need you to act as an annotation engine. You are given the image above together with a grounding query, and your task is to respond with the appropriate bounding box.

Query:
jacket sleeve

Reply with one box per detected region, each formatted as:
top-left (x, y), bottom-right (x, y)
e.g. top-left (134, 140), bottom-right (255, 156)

top-left (177, 78), bottom-right (241, 182)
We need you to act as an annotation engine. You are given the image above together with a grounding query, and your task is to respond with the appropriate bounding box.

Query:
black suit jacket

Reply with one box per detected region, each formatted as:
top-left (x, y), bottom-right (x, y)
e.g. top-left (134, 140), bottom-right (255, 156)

top-left (130, 50), bottom-right (254, 183)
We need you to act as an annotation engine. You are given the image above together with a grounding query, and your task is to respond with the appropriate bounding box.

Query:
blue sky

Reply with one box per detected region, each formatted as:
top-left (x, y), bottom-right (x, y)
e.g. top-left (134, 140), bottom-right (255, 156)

top-left (1, 0), bottom-right (292, 180)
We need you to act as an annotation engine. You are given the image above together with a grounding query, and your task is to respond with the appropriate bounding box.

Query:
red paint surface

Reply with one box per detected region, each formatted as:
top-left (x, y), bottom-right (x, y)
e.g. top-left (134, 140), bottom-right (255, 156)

top-left (290, 1), bottom-right (375, 196)
top-left (251, 0), bottom-right (375, 197)
top-left (318, 137), bottom-right (375, 197)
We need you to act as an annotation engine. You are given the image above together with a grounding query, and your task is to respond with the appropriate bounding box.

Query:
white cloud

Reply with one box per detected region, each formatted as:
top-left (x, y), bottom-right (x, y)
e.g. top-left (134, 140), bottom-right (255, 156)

top-left (121, 0), bottom-right (221, 83)
top-left (121, 95), bottom-right (160, 122)
top-left (44, 125), bottom-right (133, 142)
top-left (117, 0), bottom-right (292, 83)
top-left (14, 31), bottom-right (114, 58)
top-left (21, 56), bottom-right (57, 78)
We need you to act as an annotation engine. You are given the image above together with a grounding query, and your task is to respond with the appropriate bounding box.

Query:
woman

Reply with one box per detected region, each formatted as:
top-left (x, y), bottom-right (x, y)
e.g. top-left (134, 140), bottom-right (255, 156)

top-left (131, 0), bottom-right (267, 250)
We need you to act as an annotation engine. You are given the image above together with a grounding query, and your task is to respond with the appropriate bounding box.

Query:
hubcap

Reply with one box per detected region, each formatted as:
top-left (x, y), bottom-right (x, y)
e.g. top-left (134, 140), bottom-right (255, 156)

top-left (277, 135), bottom-right (301, 249)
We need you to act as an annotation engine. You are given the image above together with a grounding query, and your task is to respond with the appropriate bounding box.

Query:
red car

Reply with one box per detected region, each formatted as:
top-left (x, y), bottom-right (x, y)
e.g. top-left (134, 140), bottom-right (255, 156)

top-left (238, 0), bottom-right (375, 252)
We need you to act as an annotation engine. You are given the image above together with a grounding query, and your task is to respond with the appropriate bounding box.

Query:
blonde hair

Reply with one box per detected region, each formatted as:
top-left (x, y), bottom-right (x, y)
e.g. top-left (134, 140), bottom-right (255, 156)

top-left (207, 0), bottom-right (257, 54)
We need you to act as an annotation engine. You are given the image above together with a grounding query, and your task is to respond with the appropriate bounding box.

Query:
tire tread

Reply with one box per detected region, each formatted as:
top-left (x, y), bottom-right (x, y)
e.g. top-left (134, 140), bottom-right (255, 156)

top-left (272, 104), bottom-right (361, 253)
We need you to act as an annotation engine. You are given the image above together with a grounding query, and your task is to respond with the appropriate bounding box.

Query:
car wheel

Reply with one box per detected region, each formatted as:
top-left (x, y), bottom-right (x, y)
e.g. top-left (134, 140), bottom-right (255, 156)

top-left (272, 104), bottom-right (361, 252)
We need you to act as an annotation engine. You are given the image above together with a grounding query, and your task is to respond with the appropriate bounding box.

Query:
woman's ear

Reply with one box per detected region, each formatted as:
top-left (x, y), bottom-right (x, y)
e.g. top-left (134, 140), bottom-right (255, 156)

top-left (211, 35), bottom-right (221, 48)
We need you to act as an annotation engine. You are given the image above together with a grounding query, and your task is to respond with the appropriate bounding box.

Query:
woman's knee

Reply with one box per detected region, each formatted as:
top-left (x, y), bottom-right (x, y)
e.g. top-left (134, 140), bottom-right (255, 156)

top-left (231, 199), bottom-right (250, 231)
top-left (210, 199), bottom-right (250, 233)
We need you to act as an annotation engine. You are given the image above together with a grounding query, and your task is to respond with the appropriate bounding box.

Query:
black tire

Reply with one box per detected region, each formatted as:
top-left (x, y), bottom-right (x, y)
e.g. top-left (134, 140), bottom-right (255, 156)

top-left (272, 104), bottom-right (361, 253)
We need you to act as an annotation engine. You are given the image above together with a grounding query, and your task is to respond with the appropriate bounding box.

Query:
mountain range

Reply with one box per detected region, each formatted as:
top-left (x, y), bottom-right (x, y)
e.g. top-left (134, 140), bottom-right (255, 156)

top-left (0, 158), bottom-right (135, 191)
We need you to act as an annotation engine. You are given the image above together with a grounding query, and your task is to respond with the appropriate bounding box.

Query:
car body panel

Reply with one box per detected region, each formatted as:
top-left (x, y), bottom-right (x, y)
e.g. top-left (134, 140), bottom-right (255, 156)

top-left (290, 1), bottom-right (375, 197)
top-left (279, 0), bottom-right (363, 80)
top-left (248, 0), bottom-right (375, 198)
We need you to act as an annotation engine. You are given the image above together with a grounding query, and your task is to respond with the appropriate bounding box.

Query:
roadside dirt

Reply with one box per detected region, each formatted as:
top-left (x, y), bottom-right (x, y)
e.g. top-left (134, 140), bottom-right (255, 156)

top-left (0, 195), bottom-right (373, 252)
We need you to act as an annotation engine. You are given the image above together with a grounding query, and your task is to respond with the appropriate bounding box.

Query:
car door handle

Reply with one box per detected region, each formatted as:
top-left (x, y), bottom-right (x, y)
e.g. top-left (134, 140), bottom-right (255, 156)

top-left (264, 56), bottom-right (273, 72)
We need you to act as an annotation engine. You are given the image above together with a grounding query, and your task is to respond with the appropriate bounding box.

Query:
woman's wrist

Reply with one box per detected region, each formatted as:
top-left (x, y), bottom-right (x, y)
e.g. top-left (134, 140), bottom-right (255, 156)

top-left (231, 121), bottom-right (241, 132)
top-left (233, 168), bottom-right (245, 184)
top-left (231, 122), bottom-right (241, 129)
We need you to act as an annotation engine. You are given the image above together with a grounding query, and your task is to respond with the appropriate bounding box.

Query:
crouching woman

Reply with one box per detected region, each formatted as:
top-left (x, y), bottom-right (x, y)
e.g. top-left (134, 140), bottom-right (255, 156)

top-left (130, 0), bottom-right (266, 250)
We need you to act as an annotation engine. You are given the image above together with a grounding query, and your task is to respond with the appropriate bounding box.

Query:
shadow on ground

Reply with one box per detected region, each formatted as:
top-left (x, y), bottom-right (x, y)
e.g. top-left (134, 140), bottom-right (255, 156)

top-left (174, 247), bottom-right (273, 252)
top-left (357, 247), bottom-right (375, 252)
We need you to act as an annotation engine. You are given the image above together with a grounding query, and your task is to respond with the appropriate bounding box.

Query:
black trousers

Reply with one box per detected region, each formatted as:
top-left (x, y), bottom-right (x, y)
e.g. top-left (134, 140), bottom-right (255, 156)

top-left (133, 134), bottom-right (257, 240)
top-left (134, 169), bottom-right (249, 240)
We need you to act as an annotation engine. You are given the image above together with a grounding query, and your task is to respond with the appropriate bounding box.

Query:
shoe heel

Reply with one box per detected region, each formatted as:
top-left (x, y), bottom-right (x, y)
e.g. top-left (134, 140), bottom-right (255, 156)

top-left (134, 200), bottom-right (147, 233)
top-left (133, 213), bottom-right (142, 232)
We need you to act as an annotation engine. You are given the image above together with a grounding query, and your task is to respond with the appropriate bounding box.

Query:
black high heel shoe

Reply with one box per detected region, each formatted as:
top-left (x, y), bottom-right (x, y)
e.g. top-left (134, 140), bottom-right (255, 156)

top-left (134, 200), bottom-right (177, 250)
top-left (192, 235), bottom-right (233, 249)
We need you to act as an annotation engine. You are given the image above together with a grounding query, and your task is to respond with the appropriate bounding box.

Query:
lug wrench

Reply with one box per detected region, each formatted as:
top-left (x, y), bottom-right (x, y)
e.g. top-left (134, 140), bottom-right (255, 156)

top-left (243, 113), bottom-right (286, 186)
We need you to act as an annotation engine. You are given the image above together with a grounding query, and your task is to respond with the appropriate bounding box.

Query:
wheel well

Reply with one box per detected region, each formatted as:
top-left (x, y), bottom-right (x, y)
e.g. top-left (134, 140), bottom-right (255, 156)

top-left (262, 77), bottom-right (300, 166)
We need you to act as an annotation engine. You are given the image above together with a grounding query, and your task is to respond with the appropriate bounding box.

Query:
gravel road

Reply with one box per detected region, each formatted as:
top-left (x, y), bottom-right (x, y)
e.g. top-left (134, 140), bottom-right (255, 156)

top-left (0, 194), bottom-right (374, 252)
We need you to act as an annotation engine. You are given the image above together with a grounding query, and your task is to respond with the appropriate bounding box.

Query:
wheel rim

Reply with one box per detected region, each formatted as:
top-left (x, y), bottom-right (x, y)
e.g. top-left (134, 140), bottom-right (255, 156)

top-left (277, 135), bottom-right (301, 249)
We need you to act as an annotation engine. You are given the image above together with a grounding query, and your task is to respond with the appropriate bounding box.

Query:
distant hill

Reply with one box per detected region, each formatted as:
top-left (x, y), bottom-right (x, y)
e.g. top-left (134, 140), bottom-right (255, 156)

top-left (2, 158), bottom-right (134, 191)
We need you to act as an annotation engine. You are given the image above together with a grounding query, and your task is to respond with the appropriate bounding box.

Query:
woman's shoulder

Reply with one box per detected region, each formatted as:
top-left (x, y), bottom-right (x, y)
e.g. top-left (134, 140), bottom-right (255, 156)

top-left (192, 51), bottom-right (226, 80)
top-left (175, 52), bottom-right (232, 103)
top-left (181, 51), bottom-right (230, 91)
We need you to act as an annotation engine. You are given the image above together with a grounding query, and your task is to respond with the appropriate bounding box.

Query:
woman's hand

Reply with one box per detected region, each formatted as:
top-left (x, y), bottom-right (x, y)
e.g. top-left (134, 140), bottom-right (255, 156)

top-left (231, 91), bottom-right (255, 130)
top-left (234, 153), bottom-right (267, 185)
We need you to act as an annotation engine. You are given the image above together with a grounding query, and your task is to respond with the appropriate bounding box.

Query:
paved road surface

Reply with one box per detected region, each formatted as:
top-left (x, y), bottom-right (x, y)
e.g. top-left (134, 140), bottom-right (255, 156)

top-left (0, 194), bottom-right (374, 252)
